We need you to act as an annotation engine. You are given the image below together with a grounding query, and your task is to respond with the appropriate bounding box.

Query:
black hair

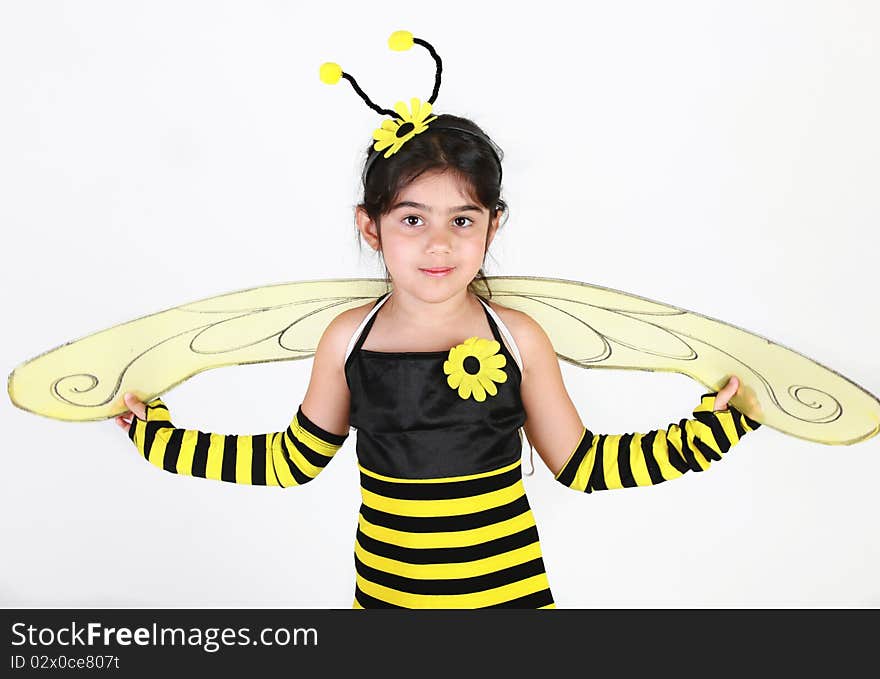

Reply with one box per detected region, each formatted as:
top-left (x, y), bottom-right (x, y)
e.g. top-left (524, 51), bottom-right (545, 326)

top-left (354, 114), bottom-right (508, 299)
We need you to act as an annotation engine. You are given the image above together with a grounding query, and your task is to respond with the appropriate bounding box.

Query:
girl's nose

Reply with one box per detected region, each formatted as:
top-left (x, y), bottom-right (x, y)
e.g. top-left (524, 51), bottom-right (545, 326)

top-left (426, 226), bottom-right (452, 253)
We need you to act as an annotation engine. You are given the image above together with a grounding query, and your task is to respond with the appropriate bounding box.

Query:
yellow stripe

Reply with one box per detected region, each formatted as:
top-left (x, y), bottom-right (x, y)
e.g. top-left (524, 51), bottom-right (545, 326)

top-left (352, 598), bottom-right (363, 609)
top-left (291, 414), bottom-right (342, 457)
top-left (282, 430), bottom-right (325, 478)
top-left (652, 430), bottom-right (686, 482)
top-left (361, 481), bottom-right (525, 517)
top-left (358, 509), bottom-right (536, 549)
top-left (570, 438), bottom-right (598, 491)
top-left (690, 419), bottom-right (723, 456)
top-left (602, 435), bottom-right (625, 490)
top-left (355, 572), bottom-right (552, 609)
top-left (270, 432), bottom-right (298, 487)
top-left (175, 429), bottom-right (198, 475)
top-left (359, 458), bottom-right (521, 484)
top-left (146, 427), bottom-right (172, 469)
top-left (685, 422), bottom-right (711, 470)
top-left (201, 433), bottom-right (222, 480)
top-left (235, 436), bottom-right (253, 484)
top-left (355, 537), bottom-right (544, 580)
top-left (146, 403), bottom-right (172, 423)
top-left (540, 602), bottom-right (556, 609)
top-left (629, 433), bottom-right (653, 486)
top-left (265, 440), bottom-right (280, 487)
top-left (716, 410), bottom-right (741, 447)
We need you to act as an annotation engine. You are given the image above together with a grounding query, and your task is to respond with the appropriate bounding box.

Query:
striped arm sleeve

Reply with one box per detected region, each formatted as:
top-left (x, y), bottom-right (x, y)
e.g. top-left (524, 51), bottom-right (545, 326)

top-left (127, 398), bottom-right (348, 487)
top-left (554, 392), bottom-right (762, 493)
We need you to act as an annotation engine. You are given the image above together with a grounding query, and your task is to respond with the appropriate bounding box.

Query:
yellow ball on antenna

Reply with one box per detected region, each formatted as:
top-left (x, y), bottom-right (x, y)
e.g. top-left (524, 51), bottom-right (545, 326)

top-left (319, 62), bottom-right (342, 85)
top-left (388, 30), bottom-right (414, 51)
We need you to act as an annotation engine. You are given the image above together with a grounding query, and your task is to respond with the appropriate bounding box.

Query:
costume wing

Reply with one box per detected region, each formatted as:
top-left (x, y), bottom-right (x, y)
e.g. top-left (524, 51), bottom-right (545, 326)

top-left (8, 275), bottom-right (878, 445)
top-left (471, 276), bottom-right (879, 446)
top-left (7, 279), bottom-right (389, 423)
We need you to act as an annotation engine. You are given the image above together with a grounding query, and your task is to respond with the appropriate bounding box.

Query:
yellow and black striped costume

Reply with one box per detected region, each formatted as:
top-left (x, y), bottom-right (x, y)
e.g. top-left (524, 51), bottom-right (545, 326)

top-left (127, 400), bottom-right (347, 486)
top-left (126, 291), bottom-right (761, 608)
top-left (555, 393), bottom-right (762, 492)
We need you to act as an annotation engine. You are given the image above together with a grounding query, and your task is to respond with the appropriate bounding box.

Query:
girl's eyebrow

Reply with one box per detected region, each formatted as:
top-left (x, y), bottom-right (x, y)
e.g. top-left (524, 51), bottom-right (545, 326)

top-left (391, 200), bottom-right (482, 214)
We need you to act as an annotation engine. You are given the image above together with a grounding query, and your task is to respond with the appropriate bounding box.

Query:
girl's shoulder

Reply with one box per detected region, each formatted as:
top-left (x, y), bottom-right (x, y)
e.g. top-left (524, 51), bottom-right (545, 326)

top-left (481, 298), bottom-right (553, 366)
top-left (322, 301), bottom-right (376, 346)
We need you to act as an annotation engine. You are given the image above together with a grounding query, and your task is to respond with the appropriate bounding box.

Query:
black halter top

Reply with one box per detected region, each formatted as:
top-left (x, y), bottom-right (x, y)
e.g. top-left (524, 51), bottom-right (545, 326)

top-left (344, 292), bottom-right (527, 479)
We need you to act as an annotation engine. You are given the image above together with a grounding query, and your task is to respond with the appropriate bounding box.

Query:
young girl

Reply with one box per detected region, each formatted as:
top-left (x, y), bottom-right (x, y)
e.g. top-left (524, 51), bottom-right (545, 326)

top-left (115, 107), bottom-right (760, 609)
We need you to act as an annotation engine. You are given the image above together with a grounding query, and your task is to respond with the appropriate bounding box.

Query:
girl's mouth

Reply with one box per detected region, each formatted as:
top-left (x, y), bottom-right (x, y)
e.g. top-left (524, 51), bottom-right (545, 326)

top-left (420, 267), bottom-right (454, 277)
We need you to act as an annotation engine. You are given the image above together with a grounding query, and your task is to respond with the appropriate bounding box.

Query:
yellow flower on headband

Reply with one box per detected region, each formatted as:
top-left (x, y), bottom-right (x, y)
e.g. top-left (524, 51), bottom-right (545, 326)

top-left (373, 98), bottom-right (438, 159)
top-left (443, 337), bottom-right (508, 402)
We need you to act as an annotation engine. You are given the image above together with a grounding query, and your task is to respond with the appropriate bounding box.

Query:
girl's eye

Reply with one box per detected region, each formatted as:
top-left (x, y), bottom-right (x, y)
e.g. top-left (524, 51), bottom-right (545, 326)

top-left (402, 215), bottom-right (474, 228)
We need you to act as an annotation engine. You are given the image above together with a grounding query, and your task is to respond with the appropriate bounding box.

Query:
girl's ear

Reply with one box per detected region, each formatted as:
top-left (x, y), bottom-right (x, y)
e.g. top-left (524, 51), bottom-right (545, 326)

top-left (486, 212), bottom-right (501, 248)
top-left (355, 207), bottom-right (381, 251)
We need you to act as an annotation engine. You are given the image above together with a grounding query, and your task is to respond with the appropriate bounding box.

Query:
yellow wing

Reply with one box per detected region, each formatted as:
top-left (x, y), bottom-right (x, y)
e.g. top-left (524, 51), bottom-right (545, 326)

top-left (471, 276), bottom-right (879, 446)
top-left (7, 278), bottom-right (388, 422)
top-left (8, 274), bottom-right (879, 446)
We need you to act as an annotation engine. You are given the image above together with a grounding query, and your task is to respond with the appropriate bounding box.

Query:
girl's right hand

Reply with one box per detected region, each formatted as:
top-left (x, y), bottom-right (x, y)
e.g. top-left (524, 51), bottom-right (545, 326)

top-left (115, 392), bottom-right (147, 434)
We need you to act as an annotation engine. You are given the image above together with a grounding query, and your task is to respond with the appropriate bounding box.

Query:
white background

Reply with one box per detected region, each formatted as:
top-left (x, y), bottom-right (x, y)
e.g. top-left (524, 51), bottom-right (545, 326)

top-left (2, 1), bottom-right (878, 608)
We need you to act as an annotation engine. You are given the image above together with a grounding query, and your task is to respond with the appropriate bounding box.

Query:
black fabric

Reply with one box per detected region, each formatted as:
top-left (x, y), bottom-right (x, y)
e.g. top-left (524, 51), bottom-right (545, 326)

top-left (345, 293), bottom-right (526, 479)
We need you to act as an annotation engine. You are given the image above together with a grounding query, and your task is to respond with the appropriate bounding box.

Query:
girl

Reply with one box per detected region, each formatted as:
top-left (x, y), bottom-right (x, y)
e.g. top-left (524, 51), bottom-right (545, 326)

top-left (115, 108), bottom-right (760, 609)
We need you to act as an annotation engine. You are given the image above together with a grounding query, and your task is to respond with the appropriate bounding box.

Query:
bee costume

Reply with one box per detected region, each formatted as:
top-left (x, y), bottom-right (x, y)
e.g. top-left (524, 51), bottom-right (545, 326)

top-left (7, 31), bottom-right (879, 608)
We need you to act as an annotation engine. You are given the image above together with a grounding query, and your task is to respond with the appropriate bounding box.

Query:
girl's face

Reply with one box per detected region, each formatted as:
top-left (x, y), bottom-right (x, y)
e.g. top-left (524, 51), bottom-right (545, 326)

top-left (357, 169), bottom-right (500, 303)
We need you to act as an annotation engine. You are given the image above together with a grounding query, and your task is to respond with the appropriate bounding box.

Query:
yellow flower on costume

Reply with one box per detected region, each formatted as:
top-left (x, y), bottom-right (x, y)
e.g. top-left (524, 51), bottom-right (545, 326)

top-left (443, 337), bottom-right (508, 402)
top-left (373, 98), bottom-right (438, 159)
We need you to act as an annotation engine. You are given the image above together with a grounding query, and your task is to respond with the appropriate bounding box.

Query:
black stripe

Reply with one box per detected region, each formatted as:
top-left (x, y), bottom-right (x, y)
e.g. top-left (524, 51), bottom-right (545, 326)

top-left (729, 407), bottom-right (747, 439)
top-left (288, 428), bottom-right (334, 468)
top-left (356, 524), bottom-right (540, 565)
top-left (665, 423), bottom-right (692, 475)
top-left (617, 433), bottom-right (637, 488)
top-left (359, 494), bottom-right (532, 534)
top-left (251, 434), bottom-right (267, 485)
top-left (741, 410), bottom-right (762, 430)
top-left (588, 435), bottom-right (608, 492)
top-left (278, 431), bottom-right (314, 486)
top-left (641, 430), bottom-right (665, 485)
top-left (142, 421), bottom-right (172, 459)
top-left (359, 465), bottom-right (522, 501)
top-left (484, 587), bottom-right (555, 609)
top-left (221, 434), bottom-right (237, 482)
top-left (693, 437), bottom-right (723, 463)
top-left (555, 428), bottom-right (593, 488)
top-left (127, 417), bottom-right (139, 443)
top-left (354, 553), bottom-right (548, 595)
top-left (161, 428), bottom-right (184, 473)
top-left (677, 418), bottom-right (703, 472)
top-left (354, 586), bottom-right (403, 609)
top-left (694, 410), bottom-right (733, 454)
top-left (295, 405), bottom-right (348, 445)
top-left (191, 431), bottom-right (210, 477)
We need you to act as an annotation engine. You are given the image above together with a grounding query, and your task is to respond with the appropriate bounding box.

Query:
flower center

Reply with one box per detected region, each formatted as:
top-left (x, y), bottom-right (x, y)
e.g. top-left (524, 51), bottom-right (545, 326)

top-left (462, 356), bottom-right (481, 375)
top-left (395, 122), bottom-right (415, 138)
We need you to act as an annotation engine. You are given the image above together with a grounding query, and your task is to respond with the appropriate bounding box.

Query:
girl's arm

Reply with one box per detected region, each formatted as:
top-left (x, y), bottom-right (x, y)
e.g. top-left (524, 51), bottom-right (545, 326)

top-left (120, 310), bottom-right (356, 487)
top-left (511, 311), bottom-right (762, 493)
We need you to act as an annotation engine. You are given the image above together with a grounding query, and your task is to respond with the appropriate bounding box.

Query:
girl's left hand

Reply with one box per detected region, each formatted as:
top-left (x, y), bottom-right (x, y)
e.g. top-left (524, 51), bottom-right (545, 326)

top-left (713, 375), bottom-right (740, 412)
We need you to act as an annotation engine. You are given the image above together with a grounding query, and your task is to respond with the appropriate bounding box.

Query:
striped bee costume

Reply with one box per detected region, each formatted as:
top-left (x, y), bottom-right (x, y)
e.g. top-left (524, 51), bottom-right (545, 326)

top-left (128, 291), bottom-right (761, 608)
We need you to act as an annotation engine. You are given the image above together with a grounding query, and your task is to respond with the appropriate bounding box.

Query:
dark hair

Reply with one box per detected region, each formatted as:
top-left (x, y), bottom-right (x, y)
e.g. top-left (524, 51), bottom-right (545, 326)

top-left (354, 114), bottom-right (508, 299)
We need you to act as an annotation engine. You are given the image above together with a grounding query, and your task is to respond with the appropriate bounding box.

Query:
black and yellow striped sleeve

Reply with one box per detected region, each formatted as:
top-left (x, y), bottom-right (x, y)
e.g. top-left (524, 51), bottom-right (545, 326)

top-left (554, 392), bottom-right (762, 493)
top-left (127, 398), bottom-right (348, 487)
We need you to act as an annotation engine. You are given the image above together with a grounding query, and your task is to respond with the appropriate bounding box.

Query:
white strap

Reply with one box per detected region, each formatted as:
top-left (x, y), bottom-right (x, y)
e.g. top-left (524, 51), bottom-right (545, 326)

top-left (477, 298), bottom-right (524, 374)
top-left (343, 293), bottom-right (524, 374)
top-left (344, 293), bottom-right (391, 364)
